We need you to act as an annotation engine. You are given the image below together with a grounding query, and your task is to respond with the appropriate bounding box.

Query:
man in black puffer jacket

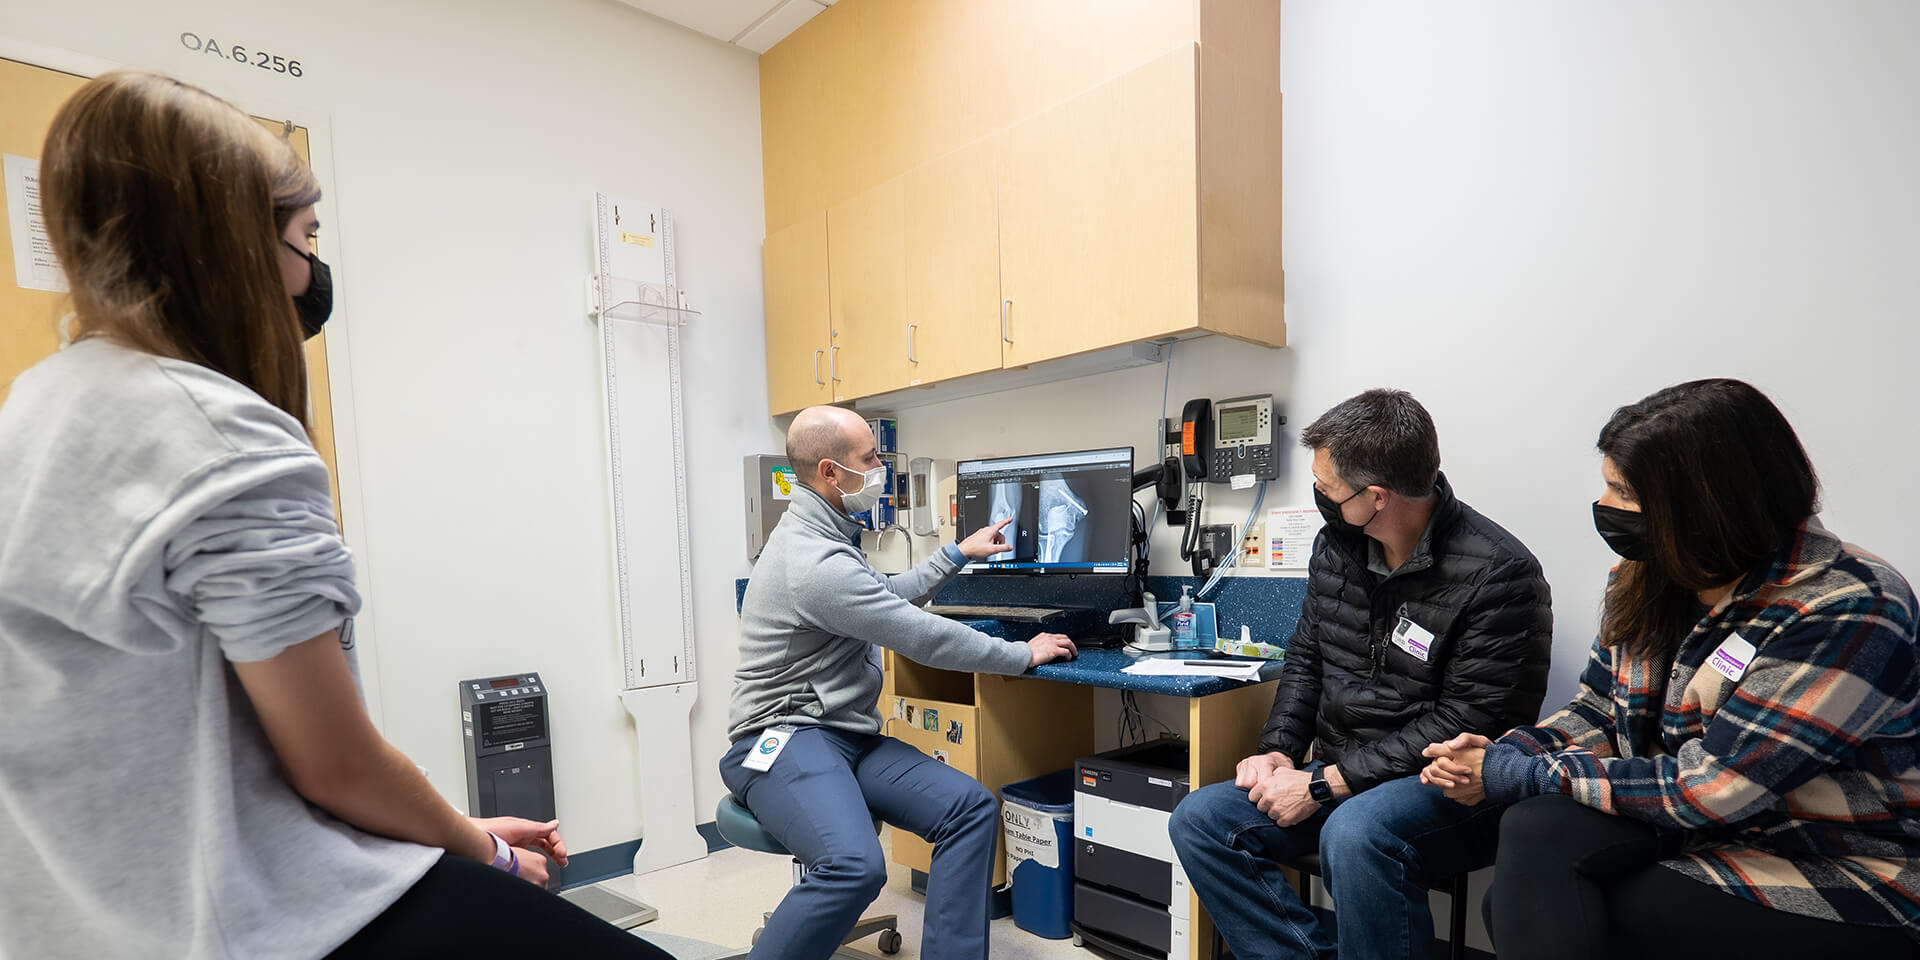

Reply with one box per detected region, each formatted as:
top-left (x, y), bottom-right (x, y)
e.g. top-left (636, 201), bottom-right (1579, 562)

top-left (1170, 389), bottom-right (1553, 960)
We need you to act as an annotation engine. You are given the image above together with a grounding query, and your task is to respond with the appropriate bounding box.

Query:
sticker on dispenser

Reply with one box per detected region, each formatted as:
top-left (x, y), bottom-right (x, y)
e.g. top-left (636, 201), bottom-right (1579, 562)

top-left (947, 720), bottom-right (964, 745)
top-left (922, 708), bottom-right (939, 731)
top-left (770, 464), bottom-right (797, 500)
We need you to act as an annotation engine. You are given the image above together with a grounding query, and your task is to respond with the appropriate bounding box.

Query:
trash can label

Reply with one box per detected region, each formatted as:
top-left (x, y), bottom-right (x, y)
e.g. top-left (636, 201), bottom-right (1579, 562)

top-left (1003, 801), bottom-right (1069, 872)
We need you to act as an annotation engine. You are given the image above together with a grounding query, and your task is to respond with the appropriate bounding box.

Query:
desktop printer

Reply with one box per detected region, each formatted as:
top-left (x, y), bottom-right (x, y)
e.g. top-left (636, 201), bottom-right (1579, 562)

top-left (1073, 740), bottom-right (1193, 960)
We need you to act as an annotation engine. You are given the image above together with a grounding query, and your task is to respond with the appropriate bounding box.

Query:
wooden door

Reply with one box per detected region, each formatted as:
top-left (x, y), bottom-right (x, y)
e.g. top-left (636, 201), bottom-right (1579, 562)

top-left (0, 58), bottom-right (76, 413)
top-left (827, 176), bottom-right (909, 402)
top-left (0, 57), bottom-right (343, 522)
top-left (903, 136), bottom-right (1006, 385)
top-left (997, 46), bottom-right (1201, 367)
top-left (762, 212), bottom-right (832, 415)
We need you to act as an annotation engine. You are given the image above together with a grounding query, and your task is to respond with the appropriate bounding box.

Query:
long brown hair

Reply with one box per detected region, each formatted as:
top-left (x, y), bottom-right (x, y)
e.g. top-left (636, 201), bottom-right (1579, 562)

top-left (40, 70), bottom-right (321, 433)
top-left (1596, 379), bottom-right (1820, 660)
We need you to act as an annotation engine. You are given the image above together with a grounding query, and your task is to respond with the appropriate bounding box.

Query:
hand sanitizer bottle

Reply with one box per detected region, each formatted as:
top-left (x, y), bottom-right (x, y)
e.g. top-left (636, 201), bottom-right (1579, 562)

top-left (1170, 586), bottom-right (1198, 650)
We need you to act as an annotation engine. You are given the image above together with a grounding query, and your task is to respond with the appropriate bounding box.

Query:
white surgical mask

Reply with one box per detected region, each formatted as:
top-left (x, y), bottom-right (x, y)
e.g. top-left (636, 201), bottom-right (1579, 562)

top-left (828, 459), bottom-right (887, 514)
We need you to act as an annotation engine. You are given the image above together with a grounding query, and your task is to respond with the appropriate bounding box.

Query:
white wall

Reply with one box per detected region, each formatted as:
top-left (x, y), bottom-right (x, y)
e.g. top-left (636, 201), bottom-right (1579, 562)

top-left (2, 0), bottom-right (775, 854)
top-left (890, 1), bottom-right (1920, 721)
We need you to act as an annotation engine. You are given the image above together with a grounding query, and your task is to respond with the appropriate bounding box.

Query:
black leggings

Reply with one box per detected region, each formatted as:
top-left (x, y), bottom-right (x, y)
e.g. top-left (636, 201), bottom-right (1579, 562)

top-left (1489, 795), bottom-right (1914, 959)
top-left (327, 855), bottom-right (673, 958)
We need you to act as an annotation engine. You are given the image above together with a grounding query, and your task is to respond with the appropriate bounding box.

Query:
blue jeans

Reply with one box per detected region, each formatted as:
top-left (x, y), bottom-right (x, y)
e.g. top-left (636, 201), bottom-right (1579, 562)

top-left (1168, 773), bottom-right (1504, 960)
top-left (719, 727), bottom-right (999, 960)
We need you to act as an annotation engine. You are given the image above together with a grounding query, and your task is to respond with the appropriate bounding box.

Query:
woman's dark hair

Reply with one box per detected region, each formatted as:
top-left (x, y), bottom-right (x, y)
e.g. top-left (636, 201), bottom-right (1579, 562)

top-left (1597, 378), bottom-right (1820, 659)
top-left (41, 70), bottom-right (321, 432)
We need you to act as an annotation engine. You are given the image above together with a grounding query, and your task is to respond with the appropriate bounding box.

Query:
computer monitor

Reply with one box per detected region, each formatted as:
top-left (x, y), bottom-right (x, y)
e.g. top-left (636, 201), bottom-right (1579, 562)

top-left (954, 447), bottom-right (1133, 574)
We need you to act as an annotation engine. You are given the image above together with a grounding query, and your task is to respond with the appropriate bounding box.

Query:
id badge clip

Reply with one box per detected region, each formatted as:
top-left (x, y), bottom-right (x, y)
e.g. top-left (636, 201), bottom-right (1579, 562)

top-left (742, 725), bottom-right (799, 771)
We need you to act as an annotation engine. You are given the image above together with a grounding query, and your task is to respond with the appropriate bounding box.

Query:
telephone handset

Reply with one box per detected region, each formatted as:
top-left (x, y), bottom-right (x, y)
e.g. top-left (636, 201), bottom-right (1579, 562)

top-left (1180, 399), bottom-right (1213, 480)
top-left (1178, 399), bottom-right (1212, 566)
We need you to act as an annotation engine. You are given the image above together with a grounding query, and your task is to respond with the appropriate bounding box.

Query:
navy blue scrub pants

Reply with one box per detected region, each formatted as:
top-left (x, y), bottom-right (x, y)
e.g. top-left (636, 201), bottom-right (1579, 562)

top-left (720, 726), bottom-right (1000, 960)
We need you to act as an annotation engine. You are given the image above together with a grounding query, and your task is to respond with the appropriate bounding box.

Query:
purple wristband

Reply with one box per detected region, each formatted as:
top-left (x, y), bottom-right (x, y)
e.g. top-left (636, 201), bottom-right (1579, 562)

top-left (507, 846), bottom-right (520, 877)
top-left (486, 831), bottom-right (516, 873)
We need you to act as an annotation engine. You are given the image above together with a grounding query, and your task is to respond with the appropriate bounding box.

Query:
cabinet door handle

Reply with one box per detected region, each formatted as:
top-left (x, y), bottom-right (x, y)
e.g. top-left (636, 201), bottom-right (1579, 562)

top-left (813, 349), bottom-right (824, 384)
top-left (907, 323), bottom-right (918, 363)
top-left (830, 344), bottom-right (841, 382)
top-left (1001, 298), bottom-right (1013, 344)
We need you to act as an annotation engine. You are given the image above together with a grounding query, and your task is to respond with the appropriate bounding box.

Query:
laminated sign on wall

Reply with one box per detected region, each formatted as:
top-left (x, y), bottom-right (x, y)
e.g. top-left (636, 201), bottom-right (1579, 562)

top-left (1003, 800), bottom-right (1069, 873)
top-left (4, 154), bottom-right (67, 292)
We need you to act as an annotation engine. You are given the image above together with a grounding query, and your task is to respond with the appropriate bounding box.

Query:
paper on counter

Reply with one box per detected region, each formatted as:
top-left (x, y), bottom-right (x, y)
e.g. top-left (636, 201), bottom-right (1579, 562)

top-left (1122, 658), bottom-right (1265, 681)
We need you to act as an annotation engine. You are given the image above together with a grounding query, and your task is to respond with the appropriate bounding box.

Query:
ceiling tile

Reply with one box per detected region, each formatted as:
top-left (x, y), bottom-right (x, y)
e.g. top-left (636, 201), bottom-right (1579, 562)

top-left (736, 0), bottom-right (825, 54)
top-left (613, 0), bottom-right (779, 44)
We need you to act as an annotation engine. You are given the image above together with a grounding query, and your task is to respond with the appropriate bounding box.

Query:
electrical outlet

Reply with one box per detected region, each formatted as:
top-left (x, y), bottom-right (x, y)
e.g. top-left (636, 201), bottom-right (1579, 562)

top-left (1241, 516), bottom-right (1267, 568)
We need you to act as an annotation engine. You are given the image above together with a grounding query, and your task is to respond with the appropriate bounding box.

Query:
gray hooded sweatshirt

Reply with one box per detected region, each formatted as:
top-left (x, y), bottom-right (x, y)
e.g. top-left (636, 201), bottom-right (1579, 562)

top-left (728, 483), bottom-right (1031, 742)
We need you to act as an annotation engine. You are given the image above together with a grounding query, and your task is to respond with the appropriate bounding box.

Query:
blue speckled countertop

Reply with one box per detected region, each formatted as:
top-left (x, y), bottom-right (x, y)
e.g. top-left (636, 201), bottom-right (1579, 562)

top-left (1031, 648), bottom-right (1285, 696)
top-left (1020, 645), bottom-right (1282, 697)
top-left (735, 573), bottom-right (1301, 697)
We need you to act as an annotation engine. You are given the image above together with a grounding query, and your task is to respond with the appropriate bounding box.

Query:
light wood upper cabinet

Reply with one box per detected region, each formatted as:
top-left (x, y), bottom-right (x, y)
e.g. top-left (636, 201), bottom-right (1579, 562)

top-left (998, 47), bottom-right (1202, 368)
top-left (759, 0), bottom-right (1284, 412)
top-left (826, 177), bottom-right (909, 401)
top-left (763, 213), bottom-right (832, 416)
top-left (903, 137), bottom-right (1006, 385)
top-left (761, 0), bottom-right (1198, 236)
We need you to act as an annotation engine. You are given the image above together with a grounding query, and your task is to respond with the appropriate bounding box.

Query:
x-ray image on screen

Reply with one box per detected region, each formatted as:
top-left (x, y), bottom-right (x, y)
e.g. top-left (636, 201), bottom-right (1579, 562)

top-left (954, 447), bottom-right (1132, 574)
top-left (1037, 477), bottom-right (1091, 563)
top-left (986, 480), bottom-right (1037, 562)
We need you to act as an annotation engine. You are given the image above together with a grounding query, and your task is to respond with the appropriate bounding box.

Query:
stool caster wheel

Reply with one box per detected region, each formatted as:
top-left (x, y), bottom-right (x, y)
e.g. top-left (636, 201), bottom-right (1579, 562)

top-left (1071, 934), bottom-right (1084, 947)
top-left (878, 930), bottom-right (903, 955)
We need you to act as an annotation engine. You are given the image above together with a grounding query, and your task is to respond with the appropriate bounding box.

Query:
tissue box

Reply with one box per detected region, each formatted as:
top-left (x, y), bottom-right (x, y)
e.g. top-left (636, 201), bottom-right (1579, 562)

top-left (1214, 635), bottom-right (1285, 661)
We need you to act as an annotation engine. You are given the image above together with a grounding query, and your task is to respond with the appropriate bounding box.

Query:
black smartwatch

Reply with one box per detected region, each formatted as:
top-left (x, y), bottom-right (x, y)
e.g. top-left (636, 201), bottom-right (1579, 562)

top-left (1307, 771), bottom-right (1334, 804)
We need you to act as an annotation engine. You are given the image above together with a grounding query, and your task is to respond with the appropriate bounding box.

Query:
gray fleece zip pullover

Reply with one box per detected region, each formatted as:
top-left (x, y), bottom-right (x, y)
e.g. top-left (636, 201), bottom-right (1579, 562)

top-left (727, 484), bottom-right (1031, 742)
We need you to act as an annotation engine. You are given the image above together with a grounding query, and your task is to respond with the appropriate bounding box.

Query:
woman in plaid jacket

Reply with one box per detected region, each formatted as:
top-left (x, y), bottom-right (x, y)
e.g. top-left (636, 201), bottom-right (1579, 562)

top-left (1422, 379), bottom-right (1919, 957)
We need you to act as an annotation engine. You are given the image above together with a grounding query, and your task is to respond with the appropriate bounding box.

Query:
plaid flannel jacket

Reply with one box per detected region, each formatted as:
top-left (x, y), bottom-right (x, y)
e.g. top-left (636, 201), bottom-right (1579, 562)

top-left (1501, 519), bottom-right (1920, 934)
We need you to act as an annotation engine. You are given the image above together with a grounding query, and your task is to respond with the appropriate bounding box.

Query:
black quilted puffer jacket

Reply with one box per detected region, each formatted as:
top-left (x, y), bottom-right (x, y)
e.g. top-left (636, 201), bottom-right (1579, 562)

top-left (1259, 473), bottom-right (1554, 793)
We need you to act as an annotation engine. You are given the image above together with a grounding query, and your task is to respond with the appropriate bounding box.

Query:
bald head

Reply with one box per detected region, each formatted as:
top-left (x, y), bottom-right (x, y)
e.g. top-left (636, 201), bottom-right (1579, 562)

top-left (787, 405), bottom-right (875, 490)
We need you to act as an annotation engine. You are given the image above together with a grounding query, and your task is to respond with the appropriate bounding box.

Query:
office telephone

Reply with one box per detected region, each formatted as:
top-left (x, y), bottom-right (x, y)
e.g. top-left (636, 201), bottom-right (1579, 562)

top-left (1178, 395), bottom-right (1278, 483)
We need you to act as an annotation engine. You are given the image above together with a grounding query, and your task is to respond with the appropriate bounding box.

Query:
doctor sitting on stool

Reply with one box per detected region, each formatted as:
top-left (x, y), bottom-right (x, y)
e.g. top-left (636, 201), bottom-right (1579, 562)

top-left (724, 405), bottom-right (1078, 960)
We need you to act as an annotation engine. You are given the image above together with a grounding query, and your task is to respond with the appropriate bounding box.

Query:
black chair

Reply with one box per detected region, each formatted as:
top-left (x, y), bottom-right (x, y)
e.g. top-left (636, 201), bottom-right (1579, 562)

top-left (1208, 854), bottom-right (1471, 960)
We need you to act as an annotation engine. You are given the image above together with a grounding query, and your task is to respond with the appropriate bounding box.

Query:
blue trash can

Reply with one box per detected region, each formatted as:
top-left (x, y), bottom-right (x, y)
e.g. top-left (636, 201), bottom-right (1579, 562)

top-left (1001, 770), bottom-right (1076, 939)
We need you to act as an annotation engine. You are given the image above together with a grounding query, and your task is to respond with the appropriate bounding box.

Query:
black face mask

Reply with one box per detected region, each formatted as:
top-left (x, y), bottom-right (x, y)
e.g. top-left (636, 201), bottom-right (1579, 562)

top-left (1315, 484), bottom-right (1377, 536)
top-left (284, 240), bottom-right (333, 339)
top-left (1592, 502), bottom-right (1649, 561)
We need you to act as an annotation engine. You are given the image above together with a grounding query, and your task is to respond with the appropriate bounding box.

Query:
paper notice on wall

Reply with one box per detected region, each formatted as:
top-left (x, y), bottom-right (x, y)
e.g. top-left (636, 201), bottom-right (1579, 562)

top-left (1003, 801), bottom-right (1069, 872)
top-left (1268, 507), bottom-right (1322, 570)
top-left (4, 154), bottom-right (67, 292)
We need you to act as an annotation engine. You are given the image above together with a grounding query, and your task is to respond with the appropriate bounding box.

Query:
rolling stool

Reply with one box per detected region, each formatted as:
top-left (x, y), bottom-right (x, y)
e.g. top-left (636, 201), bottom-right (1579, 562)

top-left (714, 794), bottom-right (903, 958)
top-left (1208, 854), bottom-right (1471, 960)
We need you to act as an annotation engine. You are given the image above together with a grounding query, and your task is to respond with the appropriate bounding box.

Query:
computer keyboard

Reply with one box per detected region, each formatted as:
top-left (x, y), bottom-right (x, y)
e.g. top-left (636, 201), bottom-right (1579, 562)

top-left (923, 604), bottom-right (1066, 623)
